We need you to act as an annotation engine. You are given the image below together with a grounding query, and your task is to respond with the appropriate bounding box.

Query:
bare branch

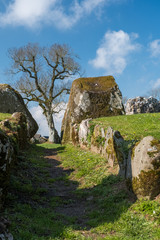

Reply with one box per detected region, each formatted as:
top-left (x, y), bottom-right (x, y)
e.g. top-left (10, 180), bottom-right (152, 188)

top-left (8, 42), bottom-right (81, 142)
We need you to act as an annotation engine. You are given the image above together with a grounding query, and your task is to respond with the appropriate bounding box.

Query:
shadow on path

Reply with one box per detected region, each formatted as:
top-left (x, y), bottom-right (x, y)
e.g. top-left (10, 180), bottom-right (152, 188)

top-left (5, 144), bottom-right (136, 239)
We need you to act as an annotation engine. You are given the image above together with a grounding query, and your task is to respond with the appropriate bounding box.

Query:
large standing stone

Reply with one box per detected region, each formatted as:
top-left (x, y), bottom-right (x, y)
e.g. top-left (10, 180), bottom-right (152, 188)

top-left (61, 76), bottom-right (124, 143)
top-left (127, 136), bottom-right (160, 199)
top-left (125, 96), bottom-right (160, 115)
top-left (0, 130), bottom-right (15, 209)
top-left (0, 112), bottom-right (28, 209)
top-left (90, 126), bottom-right (126, 177)
top-left (0, 84), bottom-right (38, 138)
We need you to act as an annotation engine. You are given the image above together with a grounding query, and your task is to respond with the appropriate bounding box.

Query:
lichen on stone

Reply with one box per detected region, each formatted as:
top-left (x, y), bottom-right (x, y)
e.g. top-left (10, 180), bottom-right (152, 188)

top-left (61, 76), bottom-right (124, 144)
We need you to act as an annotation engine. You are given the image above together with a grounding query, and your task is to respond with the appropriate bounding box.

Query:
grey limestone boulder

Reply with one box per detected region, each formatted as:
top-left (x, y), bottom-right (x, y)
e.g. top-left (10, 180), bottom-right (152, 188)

top-left (82, 123), bottom-right (127, 177)
top-left (30, 134), bottom-right (48, 144)
top-left (125, 96), bottom-right (160, 115)
top-left (78, 119), bottom-right (91, 147)
top-left (127, 136), bottom-right (160, 199)
top-left (0, 84), bottom-right (38, 138)
top-left (61, 76), bottom-right (124, 143)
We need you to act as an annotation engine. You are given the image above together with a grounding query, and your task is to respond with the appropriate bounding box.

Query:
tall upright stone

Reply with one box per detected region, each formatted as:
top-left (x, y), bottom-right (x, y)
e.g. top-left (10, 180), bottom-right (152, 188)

top-left (61, 76), bottom-right (124, 143)
top-left (126, 136), bottom-right (160, 199)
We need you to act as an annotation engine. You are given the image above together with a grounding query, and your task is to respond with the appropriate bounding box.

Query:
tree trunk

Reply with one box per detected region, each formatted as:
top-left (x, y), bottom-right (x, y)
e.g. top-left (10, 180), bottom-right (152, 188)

top-left (45, 111), bottom-right (60, 143)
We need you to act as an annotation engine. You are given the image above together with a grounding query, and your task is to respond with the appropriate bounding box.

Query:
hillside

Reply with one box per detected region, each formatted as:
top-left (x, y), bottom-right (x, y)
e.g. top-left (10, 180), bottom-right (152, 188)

top-left (91, 112), bottom-right (160, 141)
top-left (3, 112), bottom-right (160, 239)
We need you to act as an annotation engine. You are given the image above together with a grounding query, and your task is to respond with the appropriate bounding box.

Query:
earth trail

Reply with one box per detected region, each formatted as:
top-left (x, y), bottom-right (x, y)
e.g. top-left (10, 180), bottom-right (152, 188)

top-left (43, 148), bottom-right (89, 228)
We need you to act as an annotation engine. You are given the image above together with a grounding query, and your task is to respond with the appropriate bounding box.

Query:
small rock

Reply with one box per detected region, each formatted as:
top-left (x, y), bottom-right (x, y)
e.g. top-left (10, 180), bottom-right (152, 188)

top-left (125, 96), bottom-right (160, 115)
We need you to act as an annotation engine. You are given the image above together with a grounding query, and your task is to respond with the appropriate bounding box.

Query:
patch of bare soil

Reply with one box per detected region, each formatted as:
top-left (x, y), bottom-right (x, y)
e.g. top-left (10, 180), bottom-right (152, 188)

top-left (43, 148), bottom-right (90, 228)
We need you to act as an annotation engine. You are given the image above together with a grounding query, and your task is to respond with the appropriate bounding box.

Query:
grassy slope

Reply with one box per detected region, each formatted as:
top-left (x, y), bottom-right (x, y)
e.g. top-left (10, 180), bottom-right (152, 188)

top-left (0, 113), bottom-right (11, 121)
top-left (3, 112), bottom-right (160, 239)
top-left (91, 112), bottom-right (160, 141)
top-left (58, 144), bottom-right (160, 240)
top-left (4, 142), bottom-right (160, 240)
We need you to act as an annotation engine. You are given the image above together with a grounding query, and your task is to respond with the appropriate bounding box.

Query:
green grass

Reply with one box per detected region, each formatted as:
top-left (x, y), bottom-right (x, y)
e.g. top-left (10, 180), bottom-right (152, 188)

top-left (59, 144), bottom-right (111, 188)
top-left (4, 142), bottom-right (160, 239)
top-left (58, 144), bottom-right (160, 240)
top-left (91, 112), bottom-right (160, 141)
top-left (0, 112), bottom-right (11, 121)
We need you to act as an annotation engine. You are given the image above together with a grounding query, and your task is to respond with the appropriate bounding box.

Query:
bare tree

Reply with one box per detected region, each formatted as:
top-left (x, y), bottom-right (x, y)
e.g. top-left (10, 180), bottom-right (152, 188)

top-left (122, 96), bottom-right (128, 106)
top-left (8, 43), bottom-right (80, 143)
top-left (146, 88), bottom-right (160, 101)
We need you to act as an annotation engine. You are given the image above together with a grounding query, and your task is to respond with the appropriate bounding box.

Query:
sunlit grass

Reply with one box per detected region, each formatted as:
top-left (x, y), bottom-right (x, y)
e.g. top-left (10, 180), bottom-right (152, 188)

top-left (91, 112), bottom-right (160, 140)
top-left (0, 113), bottom-right (11, 121)
top-left (4, 138), bottom-right (160, 239)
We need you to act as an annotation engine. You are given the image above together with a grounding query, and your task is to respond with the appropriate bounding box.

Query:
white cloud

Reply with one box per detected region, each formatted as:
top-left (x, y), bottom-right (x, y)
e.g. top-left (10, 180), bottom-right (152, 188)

top-left (89, 30), bottom-right (140, 75)
top-left (149, 39), bottom-right (160, 57)
top-left (29, 103), bottom-right (67, 136)
top-left (0, 0), bottom-right (120, 29)
top-left (153, 78), bottom-right (160, 88)
top-left (0, 0), bottom-right (57, 28)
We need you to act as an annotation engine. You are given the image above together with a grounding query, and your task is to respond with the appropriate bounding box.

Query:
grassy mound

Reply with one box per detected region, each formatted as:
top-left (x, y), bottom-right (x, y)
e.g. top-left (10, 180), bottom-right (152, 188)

top-left (91, 112), bottom-right (160, 141)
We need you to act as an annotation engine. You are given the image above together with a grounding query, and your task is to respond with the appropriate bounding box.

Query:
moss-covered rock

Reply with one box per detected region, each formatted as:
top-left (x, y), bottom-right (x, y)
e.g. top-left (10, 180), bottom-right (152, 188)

top-left (0, 112), bottom-right (28, 150)
top-left (61, 76), bottom-right (124, 144)
top-left (91, 125), bottom-right (103, 154)
top-left (78, 122), bottom-right (126, 177)
top-left (128, 136), bottom-right (160, 199)
top-left (0, 84), bottom-right (38, 138)
top-left (78, 119), bottom-right (91, 148)
top-left (0, 112), bottom-right (28, 209)
top-left (0, 217), bottom-right (13, 240)
top-left (0, 130), bottom-right (15, 209)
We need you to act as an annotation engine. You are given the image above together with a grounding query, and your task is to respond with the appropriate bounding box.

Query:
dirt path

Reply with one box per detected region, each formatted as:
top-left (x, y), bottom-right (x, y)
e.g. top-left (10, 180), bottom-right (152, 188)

top-left (43, 148), bottom-right (89, 228)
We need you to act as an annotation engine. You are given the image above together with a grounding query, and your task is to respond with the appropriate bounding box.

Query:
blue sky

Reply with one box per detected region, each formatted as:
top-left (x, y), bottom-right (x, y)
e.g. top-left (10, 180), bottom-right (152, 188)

top-left (0, 0), bottom-right (160, 135)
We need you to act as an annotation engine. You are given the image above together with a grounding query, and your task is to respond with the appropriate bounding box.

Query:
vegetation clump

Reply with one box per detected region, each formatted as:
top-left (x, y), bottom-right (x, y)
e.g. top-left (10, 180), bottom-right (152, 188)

top-left (3, 143), bottom-right (160, 239)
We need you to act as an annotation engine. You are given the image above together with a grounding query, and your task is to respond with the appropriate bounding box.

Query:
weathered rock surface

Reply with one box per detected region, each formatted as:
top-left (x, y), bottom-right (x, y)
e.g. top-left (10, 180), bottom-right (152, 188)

top-left (0, 217), bottom-right (13, 240)
top-left (61, 76), bottom-right (124, 143)
top-left (31, 134), bottom-right (48, 144)
top-left (75, 118), bottom-right (160, 199)
top-left (91, 126), bottom-right (126, 177)
top-left (78, 120), bottom-right (126, 177)
top-left (0, 113), bottom-right (28, 150)
top-left (0, 112), bottom-right (28, 209)
top-left (0, 130), bottom-right (15, 209)
top-left (78, 119), bottom-right (91, 147)
top-left (125, 96), bottom-right (160, 115)
top-left (0, 84), bottom-right (38, 138)
top-left (127, 136), bottom-right (160, 199)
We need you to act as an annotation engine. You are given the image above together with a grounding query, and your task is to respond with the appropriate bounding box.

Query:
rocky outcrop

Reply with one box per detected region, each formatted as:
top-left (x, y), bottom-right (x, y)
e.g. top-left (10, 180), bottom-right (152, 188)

top-left (126, 136), bottom-right (160, 199)
top-left (78, 119), bottom-right (91, 148)
top-left (73, 118), bottom-right (160, 199)
top-left (77, 120), bottom-right (126, 177)
top-left (0, 112), bottom-right (28, 209)
top-left (0, 84), bottom-right (38, 138)
top-left (125, 96), bottom-right (160, 115)
top-left (61, 76), bottom-right (124, 143)
top-left (0, 113), bottom-right (28, 150)
top-left (0, 217), bottom-right (13, 240)
top-left (30, 134), bottom-right (48, 144)
top-left (0, 130), bottom-right (15, 209)
top-left (0, 112), bottom-right (28, 239)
